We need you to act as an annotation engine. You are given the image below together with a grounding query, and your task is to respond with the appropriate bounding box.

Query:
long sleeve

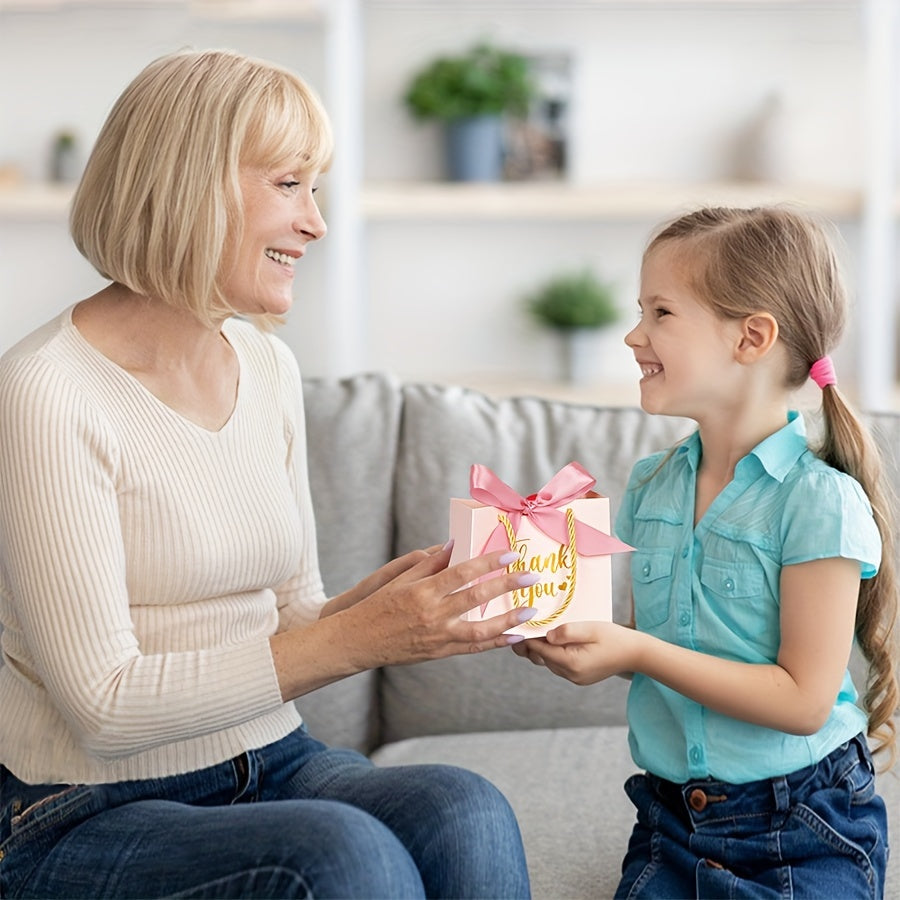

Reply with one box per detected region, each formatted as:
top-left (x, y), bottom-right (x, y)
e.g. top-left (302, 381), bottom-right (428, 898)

top-left (0, 311), bottom-right (322, 784)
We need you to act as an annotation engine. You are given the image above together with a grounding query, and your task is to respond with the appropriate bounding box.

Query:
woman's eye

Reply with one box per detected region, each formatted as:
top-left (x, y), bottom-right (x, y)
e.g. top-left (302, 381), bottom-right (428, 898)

top-left (280, 180), bottom-right (300, 189)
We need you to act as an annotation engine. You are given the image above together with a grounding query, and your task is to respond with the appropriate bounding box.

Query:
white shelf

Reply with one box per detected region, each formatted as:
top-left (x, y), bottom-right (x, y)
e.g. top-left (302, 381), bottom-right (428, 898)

top-left (0, 183), bottom-right (73, 220)
top-left (0, 179), bottom-right (871, 223)
top-left (0, 0), bottom-right (321, 15)
top-left (188, 0), bottom-right (322, 21)
top-left (362, 180), bottom-right (863, 221)
top-left (0, 0), bottom-right (179, 9)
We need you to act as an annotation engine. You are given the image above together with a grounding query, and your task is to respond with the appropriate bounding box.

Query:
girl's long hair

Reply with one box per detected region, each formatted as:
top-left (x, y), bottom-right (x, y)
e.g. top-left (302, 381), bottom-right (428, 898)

top-left (647, 206), bottom-right (898, 763)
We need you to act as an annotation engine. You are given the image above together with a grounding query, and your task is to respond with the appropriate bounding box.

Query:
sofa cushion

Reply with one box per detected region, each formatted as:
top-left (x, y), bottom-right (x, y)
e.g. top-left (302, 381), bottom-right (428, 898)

top-left (370, 727), bottom-right (900, 900)
top-left (295, 373), bottom-right (404, 752)
top-left (381, 383), bottom-right (692, 742)
top-left (371, 726), bottom-right (639, 900)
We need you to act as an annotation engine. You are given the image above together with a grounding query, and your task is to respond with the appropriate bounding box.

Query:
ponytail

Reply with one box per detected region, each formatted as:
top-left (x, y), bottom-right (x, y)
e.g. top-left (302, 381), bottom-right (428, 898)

top-left (818, 385), bottom-right (899, 766)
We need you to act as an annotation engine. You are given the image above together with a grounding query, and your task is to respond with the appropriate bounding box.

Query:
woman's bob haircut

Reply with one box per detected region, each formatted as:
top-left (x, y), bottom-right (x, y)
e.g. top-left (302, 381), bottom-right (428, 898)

top-left (70, 49), bottom-right (333, 327)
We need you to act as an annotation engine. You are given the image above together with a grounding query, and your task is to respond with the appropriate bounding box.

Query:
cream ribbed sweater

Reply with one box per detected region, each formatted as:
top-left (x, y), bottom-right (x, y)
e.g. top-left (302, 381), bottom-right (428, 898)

top-left (0, 308), bottom-right (328, 785)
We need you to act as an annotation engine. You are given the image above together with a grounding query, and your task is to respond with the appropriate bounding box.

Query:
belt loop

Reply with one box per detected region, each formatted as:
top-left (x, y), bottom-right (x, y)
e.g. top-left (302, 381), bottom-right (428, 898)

top-left (771, 775), bottom-right (790, 812)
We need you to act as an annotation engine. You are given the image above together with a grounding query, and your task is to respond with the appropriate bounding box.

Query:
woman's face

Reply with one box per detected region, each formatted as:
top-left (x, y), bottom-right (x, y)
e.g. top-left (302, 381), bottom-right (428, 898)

top-left (220, 163), bottom-right (326, 317)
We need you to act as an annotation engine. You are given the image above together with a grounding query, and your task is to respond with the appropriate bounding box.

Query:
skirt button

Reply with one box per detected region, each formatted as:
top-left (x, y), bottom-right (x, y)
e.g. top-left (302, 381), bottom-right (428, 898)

top-left (688, 788), bottom-right (708, 812)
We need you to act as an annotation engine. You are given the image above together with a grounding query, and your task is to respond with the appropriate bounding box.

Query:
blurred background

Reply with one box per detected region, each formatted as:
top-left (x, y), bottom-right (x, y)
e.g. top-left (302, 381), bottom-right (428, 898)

top-left (1, 0), bottom-right (898, 410)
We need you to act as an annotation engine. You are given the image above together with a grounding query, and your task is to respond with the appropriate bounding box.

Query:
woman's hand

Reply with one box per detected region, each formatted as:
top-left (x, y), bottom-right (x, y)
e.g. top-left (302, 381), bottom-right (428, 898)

top-left (337, 543), bottom-right (541, 665)
top-left (272, 543), bottom-right (540, 701)
top-left (511, 621), bottom-right (637, 685)
top-left (321, 544), bottom-right (447, 616)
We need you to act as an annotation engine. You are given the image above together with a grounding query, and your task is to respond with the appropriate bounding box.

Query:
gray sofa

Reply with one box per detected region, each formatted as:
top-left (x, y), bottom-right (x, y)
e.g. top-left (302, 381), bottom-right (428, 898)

top-left (296, 372), bottom-right (900, 899)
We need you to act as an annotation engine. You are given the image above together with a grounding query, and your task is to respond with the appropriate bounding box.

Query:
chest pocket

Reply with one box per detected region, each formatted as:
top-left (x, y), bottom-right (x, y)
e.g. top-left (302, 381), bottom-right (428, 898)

top-left (631, 548), bottom-right (675, 630)
top-left (698, 559), bottom-right (765, 601)
top-left (699, 558), bottom-right (771, 645)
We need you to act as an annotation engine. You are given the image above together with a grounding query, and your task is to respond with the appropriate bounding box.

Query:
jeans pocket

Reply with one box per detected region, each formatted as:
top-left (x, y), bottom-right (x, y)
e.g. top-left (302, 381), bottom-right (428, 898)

top-left (786, 771), bottom-right (887, 900)
top-left (1, 783), bottom-right (100, 898)
top-left (842, 753), bottom-right (877, 805)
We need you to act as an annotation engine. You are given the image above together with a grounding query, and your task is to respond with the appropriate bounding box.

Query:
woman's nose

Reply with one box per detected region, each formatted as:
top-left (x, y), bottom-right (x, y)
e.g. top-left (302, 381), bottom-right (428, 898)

top-left (295, 195), bottom-right (327, 241)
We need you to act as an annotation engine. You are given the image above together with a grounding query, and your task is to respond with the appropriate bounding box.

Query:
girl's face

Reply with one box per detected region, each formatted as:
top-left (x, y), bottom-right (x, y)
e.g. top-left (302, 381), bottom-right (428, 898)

top-left (220, 163), bottom-right (326, 318)
top-left (625, 243), bottom-right (745, 420)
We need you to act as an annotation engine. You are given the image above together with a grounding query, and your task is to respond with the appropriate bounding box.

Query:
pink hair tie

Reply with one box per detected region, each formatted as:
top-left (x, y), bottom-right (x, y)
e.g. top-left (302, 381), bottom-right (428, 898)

top-left (809, 356), bottom-right (837, 389)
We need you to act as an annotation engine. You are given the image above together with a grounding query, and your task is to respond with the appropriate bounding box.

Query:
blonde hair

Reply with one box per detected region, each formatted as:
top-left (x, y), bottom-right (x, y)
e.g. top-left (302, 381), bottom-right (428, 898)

top-left (70, 49), bottom-right (333, 327)
top-left (646, 206), bottom-right (899, 764)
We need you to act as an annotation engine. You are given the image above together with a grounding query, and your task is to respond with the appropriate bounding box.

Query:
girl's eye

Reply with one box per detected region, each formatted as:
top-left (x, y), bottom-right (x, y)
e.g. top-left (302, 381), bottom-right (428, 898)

top-left (655, 307), bottom-right (671, 318)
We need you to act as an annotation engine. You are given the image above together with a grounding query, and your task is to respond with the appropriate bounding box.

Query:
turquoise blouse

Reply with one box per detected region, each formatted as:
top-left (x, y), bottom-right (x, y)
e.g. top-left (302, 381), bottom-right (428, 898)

top-left (614, 411), bottom-right (880, 784)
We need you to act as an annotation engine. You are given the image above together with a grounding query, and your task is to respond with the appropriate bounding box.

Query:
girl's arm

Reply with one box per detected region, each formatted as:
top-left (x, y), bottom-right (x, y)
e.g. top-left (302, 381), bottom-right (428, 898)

top-left (515, 555), bottom-right (860, 735)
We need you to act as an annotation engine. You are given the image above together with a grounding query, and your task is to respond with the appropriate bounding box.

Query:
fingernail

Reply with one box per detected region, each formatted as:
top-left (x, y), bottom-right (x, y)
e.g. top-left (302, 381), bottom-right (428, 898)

top-left (516, 607), bottom-right (538, 623)
top-left (516, 572), bottom-right (540, 587)
top-left (442, 538), bottom-right (455, 552)
top-left (498, 551), bottom-right (518, 566)
top-left (506, 634), bottom-right (525, 644)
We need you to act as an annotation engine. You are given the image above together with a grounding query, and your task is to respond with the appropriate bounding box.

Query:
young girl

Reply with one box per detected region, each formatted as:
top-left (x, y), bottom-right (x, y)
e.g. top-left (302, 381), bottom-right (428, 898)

top-left (515, 206), bottom-right (898, 898)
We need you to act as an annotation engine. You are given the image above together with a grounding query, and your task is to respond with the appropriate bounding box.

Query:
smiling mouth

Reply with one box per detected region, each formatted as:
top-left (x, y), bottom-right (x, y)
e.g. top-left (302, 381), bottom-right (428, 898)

top-left (640, 363), bottom-right (663, 378)
top-left (264, 249), bottom-right (298, 267)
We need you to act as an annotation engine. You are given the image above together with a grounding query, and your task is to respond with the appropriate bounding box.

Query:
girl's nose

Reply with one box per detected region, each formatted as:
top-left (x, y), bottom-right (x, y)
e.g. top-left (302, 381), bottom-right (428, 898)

top-left (624, 322), bottom-right (644, 348)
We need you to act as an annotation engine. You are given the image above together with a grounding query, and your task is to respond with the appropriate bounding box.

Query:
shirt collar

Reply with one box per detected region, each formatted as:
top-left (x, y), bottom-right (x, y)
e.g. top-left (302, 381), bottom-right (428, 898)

top-left (676, 411), bottom-right (808, 483)
top-left (748, 410), bottom-right (807, 482)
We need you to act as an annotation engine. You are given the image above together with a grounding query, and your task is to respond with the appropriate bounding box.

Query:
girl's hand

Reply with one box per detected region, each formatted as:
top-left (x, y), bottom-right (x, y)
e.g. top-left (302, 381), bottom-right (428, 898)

top-left (511, 621), bottom-right (637, 685)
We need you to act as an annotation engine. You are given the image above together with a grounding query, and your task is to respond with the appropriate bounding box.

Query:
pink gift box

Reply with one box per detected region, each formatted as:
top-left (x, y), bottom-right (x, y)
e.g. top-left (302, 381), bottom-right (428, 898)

top-left (448, 462), bottom-right (633, 638)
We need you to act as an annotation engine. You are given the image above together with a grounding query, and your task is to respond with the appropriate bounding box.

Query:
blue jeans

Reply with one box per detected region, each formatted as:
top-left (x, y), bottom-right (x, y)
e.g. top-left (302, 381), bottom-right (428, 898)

top-left (0, 727), bottom-right (530, 899)
top-left (615, 733), bottom-right (888, 899)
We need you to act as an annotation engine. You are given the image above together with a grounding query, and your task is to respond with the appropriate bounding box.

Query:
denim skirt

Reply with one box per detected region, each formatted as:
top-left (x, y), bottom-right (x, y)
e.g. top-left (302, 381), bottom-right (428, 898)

top-left (616, 733), bottom-right (889, 899)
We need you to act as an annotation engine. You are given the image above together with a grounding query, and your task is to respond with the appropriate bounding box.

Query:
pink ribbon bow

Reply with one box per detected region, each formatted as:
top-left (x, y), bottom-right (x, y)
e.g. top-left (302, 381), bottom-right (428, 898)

top-left (469, 461), bottom-right (634, 558)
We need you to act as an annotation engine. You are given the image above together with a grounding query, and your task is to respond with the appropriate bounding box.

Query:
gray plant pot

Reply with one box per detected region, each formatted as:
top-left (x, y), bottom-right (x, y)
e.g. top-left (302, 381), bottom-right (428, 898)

top-left (445, 115), bottom-right (504, 182)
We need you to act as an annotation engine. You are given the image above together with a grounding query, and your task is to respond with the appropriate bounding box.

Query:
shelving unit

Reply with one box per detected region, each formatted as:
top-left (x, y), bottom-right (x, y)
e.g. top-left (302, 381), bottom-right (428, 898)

top-left (361, 180), bottom-right (864, 221)
top-left (1, 0), bottom-right (896, 406)
top-left (0, 182), bottom-right (74, 220)
top-left (0, 178), bottom-right (867, 224)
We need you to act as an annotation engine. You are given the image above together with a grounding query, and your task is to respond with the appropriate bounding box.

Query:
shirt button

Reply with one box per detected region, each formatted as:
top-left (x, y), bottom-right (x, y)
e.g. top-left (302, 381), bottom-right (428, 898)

top-left (642, 562), bottom-right (651, 576)
top-left (681, 547), bottom-right (689, 558)
top-left (689, 746), bottom-right (702, 764)
top-left (679, 612), bottom-right (690, 626)
top-left (723, 577), bottom-right (735, 592)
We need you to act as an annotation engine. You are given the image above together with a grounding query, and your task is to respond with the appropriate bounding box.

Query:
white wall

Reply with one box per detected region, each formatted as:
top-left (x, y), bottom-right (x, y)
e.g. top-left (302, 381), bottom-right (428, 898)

top-left (364, 4), bottom-right (864, 186)
top-left (0, 2), bottom-right (328, 365)
top-left (0, 1), bottom-right (884, 399)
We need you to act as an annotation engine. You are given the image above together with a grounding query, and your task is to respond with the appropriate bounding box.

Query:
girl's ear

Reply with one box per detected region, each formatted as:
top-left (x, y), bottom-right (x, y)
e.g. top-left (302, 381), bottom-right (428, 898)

top-left (735, 312), bottom-right (779, 362)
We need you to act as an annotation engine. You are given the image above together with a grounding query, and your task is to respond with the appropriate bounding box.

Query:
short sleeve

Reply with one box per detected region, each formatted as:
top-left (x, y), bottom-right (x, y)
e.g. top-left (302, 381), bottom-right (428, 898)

top-left (615, 453), bottom-right (665, 546)
top-left (781, 467), bottom-right (881, 579)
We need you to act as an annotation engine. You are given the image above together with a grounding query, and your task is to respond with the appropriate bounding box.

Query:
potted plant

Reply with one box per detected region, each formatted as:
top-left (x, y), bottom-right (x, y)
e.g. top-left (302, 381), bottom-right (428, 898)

top-left (404, 42), bottom-right (536, 182)
top-left (50, 129), bottom-right (79, 183)
top-left (526, 269), bottom-right (620, 383)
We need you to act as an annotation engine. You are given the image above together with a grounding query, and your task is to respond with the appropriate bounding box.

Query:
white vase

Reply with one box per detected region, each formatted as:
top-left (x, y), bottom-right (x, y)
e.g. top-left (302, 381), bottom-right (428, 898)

top-left (561, 328), bottom-right (603, 384)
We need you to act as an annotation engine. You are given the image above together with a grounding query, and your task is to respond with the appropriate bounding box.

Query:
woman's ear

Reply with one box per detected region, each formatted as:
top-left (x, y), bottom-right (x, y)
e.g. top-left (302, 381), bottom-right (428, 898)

top-left (735, 313), bottom-right (779, 363)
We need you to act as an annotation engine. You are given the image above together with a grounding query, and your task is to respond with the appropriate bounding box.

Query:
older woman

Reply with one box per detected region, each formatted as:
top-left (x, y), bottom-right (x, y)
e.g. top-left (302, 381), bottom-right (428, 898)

top-left (0, 49), bottom-right (533, 899)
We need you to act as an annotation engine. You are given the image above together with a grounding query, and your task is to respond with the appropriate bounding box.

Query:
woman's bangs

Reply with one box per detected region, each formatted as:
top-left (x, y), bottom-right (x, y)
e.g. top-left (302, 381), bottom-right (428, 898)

top-left (245, 81), bottom-right (333, 175)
